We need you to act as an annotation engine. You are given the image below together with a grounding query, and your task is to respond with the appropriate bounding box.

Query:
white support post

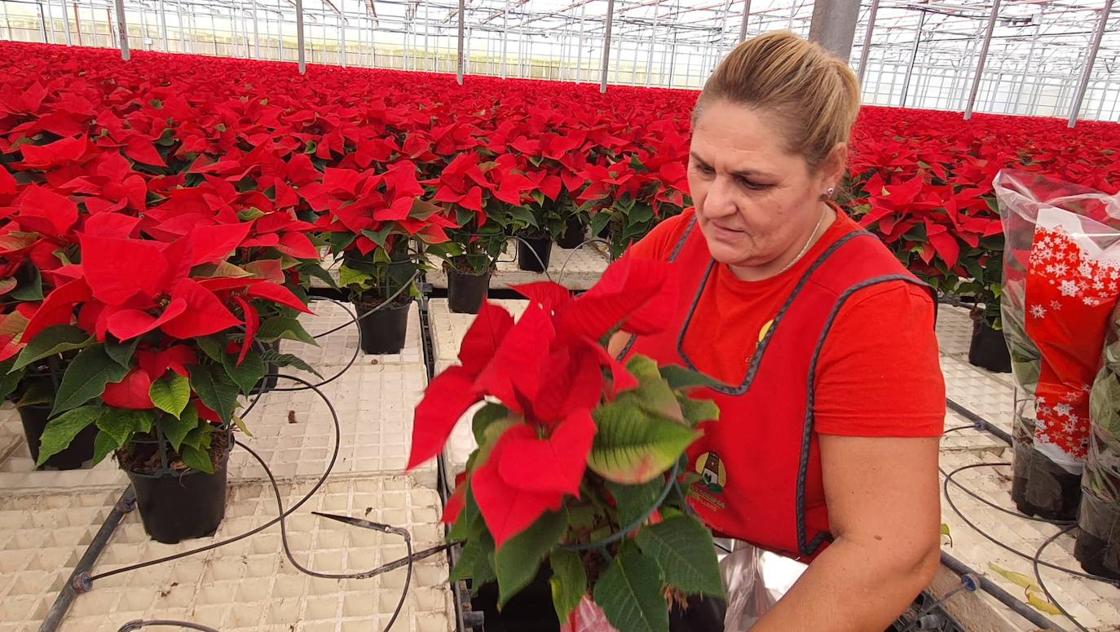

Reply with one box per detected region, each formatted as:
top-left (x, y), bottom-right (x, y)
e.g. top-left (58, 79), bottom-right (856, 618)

top-left (45, 0), bottom-right (56, 43)
top-left (857, 0), bottom-right (879, 84)
top-left (575, 4), bottom-right (584, 83)
top-left (296, 0), bottom-right (306, 73)
top-left (1068, 0), bottom-right (1113, 128)
top-left (339, 14), bottom-right (346, 66)
top-left (900, 9), bottom-right (925, 107)
top-left (159, 0), bottom-right (168, 50)
top-left (964, 0), bottom-right (1002, 120)
top-left (644, 1), bottom-right (659, 86)
top-left (1012, 7), bottom-right (1043, 114)
top-left (252, 0), bottom-right (259, 58)
top-left (38, 1), bottom-right (49, 42)
top-left (501, 1), bottom-right (508, 79)
top-left (600, 0), bottom-right (615, 93)
top-left (736, 0), bottom-right (751, 43)
top-left (60, 0), bottom-right (72, 44)
top-left (114, 0), bottom-right (130, 59)
top-left (456, 0), bottom-right (465, 84)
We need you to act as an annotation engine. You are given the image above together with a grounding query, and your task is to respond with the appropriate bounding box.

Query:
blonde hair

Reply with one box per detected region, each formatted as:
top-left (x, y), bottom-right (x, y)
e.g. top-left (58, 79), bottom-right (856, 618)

top-left (696, 31), bottom-right (861, 171)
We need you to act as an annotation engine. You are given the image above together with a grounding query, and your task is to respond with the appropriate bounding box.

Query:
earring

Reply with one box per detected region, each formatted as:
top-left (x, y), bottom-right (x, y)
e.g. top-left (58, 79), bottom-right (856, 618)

top-left (826, 186), bottom-right (836, 197)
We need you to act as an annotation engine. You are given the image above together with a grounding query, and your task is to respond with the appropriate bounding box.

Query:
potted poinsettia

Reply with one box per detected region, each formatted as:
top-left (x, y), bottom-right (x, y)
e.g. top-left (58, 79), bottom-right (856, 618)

top-left (23, 220), bottom-right (318, 543)
top-left (408, 257), bottom-right (725, 632)
top-left (310, 162), bottom-right (456, 354)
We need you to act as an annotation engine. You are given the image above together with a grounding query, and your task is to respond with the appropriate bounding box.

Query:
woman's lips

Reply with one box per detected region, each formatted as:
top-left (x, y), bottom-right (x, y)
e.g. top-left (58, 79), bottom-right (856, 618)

top-left (709, 223), bottom-right (745, 241)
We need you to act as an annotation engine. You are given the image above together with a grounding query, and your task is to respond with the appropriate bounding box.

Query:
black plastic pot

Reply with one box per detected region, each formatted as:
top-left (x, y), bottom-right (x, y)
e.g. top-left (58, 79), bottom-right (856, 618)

top-left (447, 268), bottom-right (491, 314)
top-left (19, 404), bottom-right (97, 470)
top-left (126, 443), bottom-right (230, 544)
top-left (1010, 425), bottom-right (1082, 521)
top-left (517, 237), bottom-right (553, 273)
top-left (968, 319), bottom-right (1012, 373)
top-left (355, 298), bottom-right (412, 354)
top-left (1075, 529), bottom-right (1120, 580)
top-left (556, 217), bottom-right (587, 249)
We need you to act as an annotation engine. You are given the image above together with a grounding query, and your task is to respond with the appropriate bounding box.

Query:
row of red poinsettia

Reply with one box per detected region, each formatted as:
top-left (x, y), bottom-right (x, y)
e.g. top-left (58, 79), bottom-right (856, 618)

top-left (2, 42), bottom-right (1120, 476)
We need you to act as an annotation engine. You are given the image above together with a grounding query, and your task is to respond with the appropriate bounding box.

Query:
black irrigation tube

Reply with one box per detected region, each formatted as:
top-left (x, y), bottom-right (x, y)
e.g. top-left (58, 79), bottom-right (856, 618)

top-left (39, 488), bottom-right (136, 632)
top-left (940, 552), bottom-right (1064, 631)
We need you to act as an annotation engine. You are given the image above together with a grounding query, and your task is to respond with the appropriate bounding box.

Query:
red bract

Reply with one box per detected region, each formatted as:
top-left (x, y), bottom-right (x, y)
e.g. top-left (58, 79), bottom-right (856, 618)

top-left (408, 256), bottom-right (678, 547)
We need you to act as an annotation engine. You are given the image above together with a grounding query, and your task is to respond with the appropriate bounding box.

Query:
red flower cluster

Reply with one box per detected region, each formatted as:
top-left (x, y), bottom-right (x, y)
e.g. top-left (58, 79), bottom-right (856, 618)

top-left (408, 256), bottom-right (678, 547)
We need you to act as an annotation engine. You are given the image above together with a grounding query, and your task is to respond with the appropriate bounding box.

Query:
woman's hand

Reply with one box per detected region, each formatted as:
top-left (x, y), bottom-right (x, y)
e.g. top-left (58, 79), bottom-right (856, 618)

top-left (750, 435), bottom-right (942, 632)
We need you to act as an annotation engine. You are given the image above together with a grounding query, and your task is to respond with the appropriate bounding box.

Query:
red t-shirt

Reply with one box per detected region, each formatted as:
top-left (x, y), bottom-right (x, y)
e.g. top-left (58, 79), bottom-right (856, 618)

top-left (628, 209), bottom-right (945, 438)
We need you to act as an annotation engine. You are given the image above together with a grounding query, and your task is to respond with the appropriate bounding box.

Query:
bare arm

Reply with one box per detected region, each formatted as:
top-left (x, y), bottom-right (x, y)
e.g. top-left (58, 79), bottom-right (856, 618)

top-left (750, 435), bottom-right (942, 632)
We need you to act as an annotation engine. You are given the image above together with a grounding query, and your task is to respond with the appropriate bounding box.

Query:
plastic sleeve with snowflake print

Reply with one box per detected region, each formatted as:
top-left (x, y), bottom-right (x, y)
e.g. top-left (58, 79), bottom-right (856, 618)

top-left (1024, 206), bottom-right (1120, 471)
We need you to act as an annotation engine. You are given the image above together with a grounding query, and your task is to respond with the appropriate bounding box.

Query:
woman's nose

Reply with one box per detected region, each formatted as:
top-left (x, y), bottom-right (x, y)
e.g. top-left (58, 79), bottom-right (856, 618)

top-left (701, 177), bottom-right (738, 219)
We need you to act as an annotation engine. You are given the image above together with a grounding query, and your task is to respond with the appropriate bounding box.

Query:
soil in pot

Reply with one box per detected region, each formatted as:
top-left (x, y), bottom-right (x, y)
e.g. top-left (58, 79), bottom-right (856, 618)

top-left (1010, 427), bottom-right (1082, 521)
top-left (447, 267), bottom-right (491, 314)
top-left (968, 319), bottom-right (1012, 373)
top-left (517, 236), bottom-right (553, 273)
top-left (121, 431), bottom-right (231, 544)
top-left (354, 296), bottom-right (412, 354)
top-left (19, 404), bottom-right (97, 470)
top-left (557, 217), bottom-right (587, 249)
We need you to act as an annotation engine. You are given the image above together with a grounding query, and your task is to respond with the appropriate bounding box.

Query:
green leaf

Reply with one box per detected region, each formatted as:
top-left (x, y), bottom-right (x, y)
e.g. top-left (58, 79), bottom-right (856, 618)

top-left (449, 487), bottom-right (485, 542)
top-left (635, 515), bottom-right (724, 597)
top-left (195, 336), bottom-right (224, 362)
top-left (149, 373), bottom-right (191, 418)
top-left (472, 403), bottom-right (510, 445)
top-left (494, 510), bottom-right (567, 608)
top-left (16, 380), bottom-right (53, 407)
top-left (232, 414), bottom-right (253, 437)
top-left (105, 337), bottom-right (140, 369)
top-left (589, 402), bottom-right (700, 484)
top-left (590, 212), bottom-right (612, 239)
top-left (607, 479), bottom-right (664, 527)
top-left (939, 523), bottom-right (953, 547)
top-left (36, 405), bottom-right (103, 466)
top-left (12, 325), bottom-right (91, 370)
top-left (618, 356), bottom-right (684, 421)
top-left (303, 264), bottom-right (340, 290)
top-left (339, 264), bottom-right (374, 290)
top-left (257, 317), bottom-right (318, 345)
top-left (96, 409), bottom-right (154, 448)
top-left (190, 363), bottom-right (240, 423)
top-left (262, 351), bottom-right (322, 378)
top-left (0, 363), bottom-right (21, 401)
top-left (658, 365), bottom-right (720, 391)
top-left (222, 349), bottom-right (267, 394)
top-left (677, 395), bottom-right (720, 427)
top-left (451, 534), bottom-right (497, 588)
top-left (160, 403), bottom-right (199, 452)
top-left (180, 443), bottom-right (214, 474)
top-left (11, 268), bottom-right (43, 301)
top-left (550, 549), bottom-right (587, 624)
top-left (51, 346), bottom-right (131, 416)
top-left (91, 430), bottom-right (119, 465)
top-left (593, 543), bottom-right (668, 632)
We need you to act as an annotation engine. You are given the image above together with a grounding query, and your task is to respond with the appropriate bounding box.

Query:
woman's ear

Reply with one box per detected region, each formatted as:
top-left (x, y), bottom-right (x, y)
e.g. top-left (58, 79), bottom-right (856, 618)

top-left (821, 143), bottom-right (849, 193)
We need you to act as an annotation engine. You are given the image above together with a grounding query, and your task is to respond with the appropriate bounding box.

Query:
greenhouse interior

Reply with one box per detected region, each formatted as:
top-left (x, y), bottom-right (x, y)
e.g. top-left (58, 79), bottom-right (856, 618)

top-left (0, 0), bottom-right (1119, 631)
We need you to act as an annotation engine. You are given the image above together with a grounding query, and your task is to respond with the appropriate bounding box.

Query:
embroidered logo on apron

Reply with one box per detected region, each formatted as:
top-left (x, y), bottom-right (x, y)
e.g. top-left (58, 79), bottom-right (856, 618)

top-left (688, 451), bottom-right (727, 511)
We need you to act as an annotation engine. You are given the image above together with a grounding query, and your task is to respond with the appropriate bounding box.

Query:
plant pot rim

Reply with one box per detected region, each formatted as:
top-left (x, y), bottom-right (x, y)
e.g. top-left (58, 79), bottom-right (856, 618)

top-left (120, 430), bottom-right (233, 478)
top-left (444, 261), bottom-right (495, 276)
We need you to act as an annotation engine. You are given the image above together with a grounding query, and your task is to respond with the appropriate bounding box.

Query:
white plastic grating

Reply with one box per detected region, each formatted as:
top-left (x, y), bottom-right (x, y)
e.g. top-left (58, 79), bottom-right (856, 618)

top-left (939, 450), bottom-right (1120, 631)
top-left (426, 242), bottom-right (610, 291)
top-left (427, 298), bottom-right (529, 368)
top-left (0, 488), bottom-right (121, 632)
top-left (942, 355), bottom-right (1017, 434)
top-left (228, 363), bottom-right (436, 487)
top-left (935, 305), bottom-right (975, 360)
top-left (54, 476), bottom-right (452, 632)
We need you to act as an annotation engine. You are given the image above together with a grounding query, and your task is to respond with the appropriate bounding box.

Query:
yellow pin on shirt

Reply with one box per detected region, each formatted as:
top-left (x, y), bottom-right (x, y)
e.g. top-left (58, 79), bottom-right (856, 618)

top-left (759, 318), bottom-right (774, 342)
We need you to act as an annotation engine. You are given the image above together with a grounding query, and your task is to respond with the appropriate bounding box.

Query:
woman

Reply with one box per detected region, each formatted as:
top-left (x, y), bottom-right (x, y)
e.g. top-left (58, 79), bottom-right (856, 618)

top-left (614, 32), bottom-right (945, 631)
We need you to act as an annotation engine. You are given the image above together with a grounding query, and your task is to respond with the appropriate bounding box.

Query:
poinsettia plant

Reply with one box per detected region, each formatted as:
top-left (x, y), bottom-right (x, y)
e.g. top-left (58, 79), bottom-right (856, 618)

top-left (311, 163), bottom-right (455, 304)
top-left (408, 257), bottom-right (725, 631)
top-left (13, 220), bottom-right (320, 473)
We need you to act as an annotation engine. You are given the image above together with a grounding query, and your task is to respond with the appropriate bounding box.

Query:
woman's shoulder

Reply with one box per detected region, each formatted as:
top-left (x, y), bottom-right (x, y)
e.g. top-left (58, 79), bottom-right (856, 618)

top-left (625, 209), bottom-right (697, 262)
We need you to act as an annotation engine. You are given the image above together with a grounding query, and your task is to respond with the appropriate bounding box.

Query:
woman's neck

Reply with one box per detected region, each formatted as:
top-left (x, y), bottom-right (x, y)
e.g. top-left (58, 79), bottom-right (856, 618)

top-left (730, 202), bottom-right (837, 282)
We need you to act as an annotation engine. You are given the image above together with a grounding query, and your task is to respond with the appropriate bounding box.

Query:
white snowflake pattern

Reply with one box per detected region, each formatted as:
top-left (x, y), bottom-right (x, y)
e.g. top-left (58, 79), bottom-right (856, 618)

top-left (1029, 304), bottom-right (1047, 319)
top-left (1060, 279), bottom-right (1080, 297)
top-left (1055, 403), bottom-right (1073, 418)
top-left (1050, 300), bottom-right (1063, 311)
top-left (1093, 279), bottom-right (1106, 291)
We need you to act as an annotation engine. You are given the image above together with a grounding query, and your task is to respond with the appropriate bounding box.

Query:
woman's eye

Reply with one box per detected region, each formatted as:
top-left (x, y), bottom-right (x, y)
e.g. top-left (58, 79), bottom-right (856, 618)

top-left (736, 176), bottom-right (771, 191)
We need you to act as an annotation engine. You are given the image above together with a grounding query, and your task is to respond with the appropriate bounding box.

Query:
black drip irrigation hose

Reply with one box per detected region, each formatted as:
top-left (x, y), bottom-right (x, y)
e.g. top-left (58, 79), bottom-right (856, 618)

top-left (938, 399), bottom-right (1120, 632)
